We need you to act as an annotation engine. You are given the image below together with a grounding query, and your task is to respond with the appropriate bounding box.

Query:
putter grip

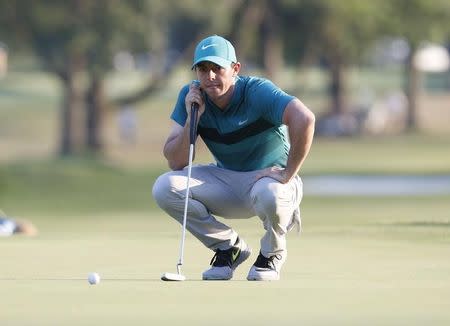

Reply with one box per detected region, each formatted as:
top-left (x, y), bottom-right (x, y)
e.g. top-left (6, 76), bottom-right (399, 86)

top-left (190, 102), bottom-right (199, 145)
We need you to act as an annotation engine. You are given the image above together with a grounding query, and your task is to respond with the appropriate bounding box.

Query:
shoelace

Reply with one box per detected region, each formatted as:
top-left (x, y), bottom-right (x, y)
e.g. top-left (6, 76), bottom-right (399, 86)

top-left (210, 247), bottom-right (239, 267)
top-left (254, 253), bottom-right (282, 270)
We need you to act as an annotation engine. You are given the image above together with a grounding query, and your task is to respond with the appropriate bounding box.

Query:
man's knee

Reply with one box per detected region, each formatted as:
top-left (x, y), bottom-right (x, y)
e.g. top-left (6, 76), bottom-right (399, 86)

top-left (152, 172), bottom-right (177, 210)
top-left (250, 180), bottom-right (280, 218)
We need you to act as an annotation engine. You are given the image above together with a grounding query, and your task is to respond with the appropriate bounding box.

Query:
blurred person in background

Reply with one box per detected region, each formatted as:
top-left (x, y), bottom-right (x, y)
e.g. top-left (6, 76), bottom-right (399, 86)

top-left (0, 42), bottom-right (7, 78)
top-left (0, 211), bottom-right (38, 237)
top-left (153, 35), bottom-right (315, 281)
top-left (118, 105), bottom-right (137, 144)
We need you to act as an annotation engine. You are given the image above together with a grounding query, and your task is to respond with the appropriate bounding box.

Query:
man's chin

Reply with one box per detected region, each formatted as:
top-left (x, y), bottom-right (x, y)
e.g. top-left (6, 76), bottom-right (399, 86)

top-left (205, 88), bottom-right (223, 98)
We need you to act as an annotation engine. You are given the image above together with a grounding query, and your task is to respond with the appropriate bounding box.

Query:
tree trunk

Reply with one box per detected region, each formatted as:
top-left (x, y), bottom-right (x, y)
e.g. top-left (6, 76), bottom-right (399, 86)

top-left (85, 76), bottom-right (105, 152)
top-left (261, 0), bottom-right (283, 83)
top-left (229, 0), bottom-right (264, 69)
top-left (60, 75), bottom-right (74, 156)
top-left (59, 71), bottom-right (83, 157)
top-left (405, 48), bottom-right (420, 131)
top-left (329, 54), bottom-right (345, 115)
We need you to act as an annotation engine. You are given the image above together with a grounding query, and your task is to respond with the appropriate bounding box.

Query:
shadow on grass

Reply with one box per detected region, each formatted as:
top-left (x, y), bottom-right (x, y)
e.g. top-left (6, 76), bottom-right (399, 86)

top-left (384, 221), bottom-right (450, 228)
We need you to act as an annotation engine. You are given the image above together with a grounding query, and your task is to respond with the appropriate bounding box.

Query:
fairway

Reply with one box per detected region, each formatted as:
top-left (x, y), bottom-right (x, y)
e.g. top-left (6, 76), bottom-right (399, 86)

top-left (1, 195), bottom-right (450, 325)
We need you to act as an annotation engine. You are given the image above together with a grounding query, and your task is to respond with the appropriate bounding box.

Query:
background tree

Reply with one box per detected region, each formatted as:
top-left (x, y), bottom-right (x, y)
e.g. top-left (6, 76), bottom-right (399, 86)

top-left (286, 0), bottom-right (386, 117)
top-left (0, 0), bottom-right (244, 156)
top-left (386, 0), bottom-right (450, 130)
top-left (0, 0), bottom-right (156, 155)
top-left (231, 0), bottom-right (386, 121)
top-left (229, 0), bottom-right (284, 82)
top-left (2, 0), bottom-right (448, 150)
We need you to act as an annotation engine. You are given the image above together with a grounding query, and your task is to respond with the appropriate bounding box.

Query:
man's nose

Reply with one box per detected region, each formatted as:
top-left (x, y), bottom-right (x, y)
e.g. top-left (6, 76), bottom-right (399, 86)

top-left (207, 69), bottom-right (216, 80)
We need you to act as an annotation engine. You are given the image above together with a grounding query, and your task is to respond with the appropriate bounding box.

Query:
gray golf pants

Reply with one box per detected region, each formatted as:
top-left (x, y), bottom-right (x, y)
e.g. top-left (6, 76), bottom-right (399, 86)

top-left (152, 164), bottom-right (303, 259)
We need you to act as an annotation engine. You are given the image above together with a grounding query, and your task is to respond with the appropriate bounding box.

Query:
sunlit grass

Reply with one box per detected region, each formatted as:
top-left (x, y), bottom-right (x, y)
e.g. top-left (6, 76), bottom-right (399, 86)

top-left (302, 133), bottom-right (450, 175)
top-left (1, 187), bottom-right (449, 325)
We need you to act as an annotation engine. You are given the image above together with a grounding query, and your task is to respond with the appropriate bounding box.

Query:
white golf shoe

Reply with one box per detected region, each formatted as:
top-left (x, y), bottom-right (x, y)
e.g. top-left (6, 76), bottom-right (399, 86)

top-left (247, 252), bottom-right (285, 281)
top-left (202, 237), bottom-right (252, 280)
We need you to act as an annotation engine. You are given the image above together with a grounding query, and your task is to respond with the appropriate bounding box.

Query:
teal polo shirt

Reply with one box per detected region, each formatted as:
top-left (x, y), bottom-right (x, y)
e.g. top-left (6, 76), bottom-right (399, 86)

top-left (171, 76), bottom-right (295, 172)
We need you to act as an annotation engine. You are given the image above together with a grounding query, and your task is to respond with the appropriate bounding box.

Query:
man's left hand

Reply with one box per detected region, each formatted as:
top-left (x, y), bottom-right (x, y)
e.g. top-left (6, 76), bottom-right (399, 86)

top-left (255, 166), bottom-right (291, 184)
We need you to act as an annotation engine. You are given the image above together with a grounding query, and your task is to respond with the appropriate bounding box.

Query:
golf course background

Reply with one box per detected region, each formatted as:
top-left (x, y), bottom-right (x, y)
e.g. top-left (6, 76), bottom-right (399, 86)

top-left (1, 64), bottom-right (450, 325)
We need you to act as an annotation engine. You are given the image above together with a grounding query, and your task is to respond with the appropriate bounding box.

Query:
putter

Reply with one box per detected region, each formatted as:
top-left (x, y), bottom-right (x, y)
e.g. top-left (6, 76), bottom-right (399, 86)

top-left (161, 101), bottom-right (199, 282)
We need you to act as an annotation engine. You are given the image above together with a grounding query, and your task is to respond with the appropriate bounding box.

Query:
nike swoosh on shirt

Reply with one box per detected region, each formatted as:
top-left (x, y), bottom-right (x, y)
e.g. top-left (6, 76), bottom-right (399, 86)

top-left (201, 44), bottom-right (218, 50)
top-left (238, 119), bottom-right (248, 126)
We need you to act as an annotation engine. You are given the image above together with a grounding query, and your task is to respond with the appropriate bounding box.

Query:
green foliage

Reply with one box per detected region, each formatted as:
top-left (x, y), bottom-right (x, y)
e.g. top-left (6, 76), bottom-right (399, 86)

top-left (0, 0), bottom-right (156, 75)
top-left (280, 0), bottom-right (391, 65)
top-left (386, 0), bottom-right (450, 46)
top-left (1, 0), bottom-right (449, 73)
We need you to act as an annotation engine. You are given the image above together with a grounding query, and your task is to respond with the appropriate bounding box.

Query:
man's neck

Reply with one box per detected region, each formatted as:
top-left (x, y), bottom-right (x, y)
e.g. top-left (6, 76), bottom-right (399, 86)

top-left (213, 84), bottom-right (235, 110)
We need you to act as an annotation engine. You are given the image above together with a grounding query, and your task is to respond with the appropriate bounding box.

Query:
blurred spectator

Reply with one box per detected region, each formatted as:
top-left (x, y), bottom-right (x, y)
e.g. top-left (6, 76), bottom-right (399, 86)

top-left (0, 42), bottom-right (7, 78)
top-left (0, 214), bottom-right (38, 237)
top-left (315, 113), bottom-right (360, 137)
top-left (118, 105), bottom-right (137, 144)
top-left (113, 51), bottom-right (135, 72)
top-left (364, 91), bottom-right (408, 135)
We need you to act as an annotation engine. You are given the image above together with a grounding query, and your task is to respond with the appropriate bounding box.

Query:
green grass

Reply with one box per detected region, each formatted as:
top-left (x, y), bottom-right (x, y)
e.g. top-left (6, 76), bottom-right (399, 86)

top-left (1, 195), bottom-right (449, 325)
top-left (302, 133), bottom-right (450, 175)
top-left (1, 161), bottom-right (450, 325)
top-left (0, 159), bottom-right (163, 215)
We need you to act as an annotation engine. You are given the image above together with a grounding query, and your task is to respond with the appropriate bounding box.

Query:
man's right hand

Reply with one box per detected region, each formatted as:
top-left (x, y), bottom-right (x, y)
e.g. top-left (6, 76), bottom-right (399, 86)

top-left (185, 81), bottom-right (205, 122)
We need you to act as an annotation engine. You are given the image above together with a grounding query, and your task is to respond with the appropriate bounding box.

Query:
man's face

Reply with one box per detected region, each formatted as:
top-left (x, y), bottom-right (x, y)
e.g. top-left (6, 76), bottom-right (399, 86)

top-left (195, 61), bottom-right (239, 100)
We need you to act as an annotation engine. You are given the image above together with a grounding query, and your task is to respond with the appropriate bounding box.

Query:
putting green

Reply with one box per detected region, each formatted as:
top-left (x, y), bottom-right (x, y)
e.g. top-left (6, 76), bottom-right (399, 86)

top-left (1, 196), bottom-right (449, 325)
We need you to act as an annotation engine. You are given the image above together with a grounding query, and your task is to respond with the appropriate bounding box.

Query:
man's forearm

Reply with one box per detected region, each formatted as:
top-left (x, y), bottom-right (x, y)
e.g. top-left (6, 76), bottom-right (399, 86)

top-left (163, 122), bottom-right (192, 170)
top-left (284, 111), bottom-right (315, 182)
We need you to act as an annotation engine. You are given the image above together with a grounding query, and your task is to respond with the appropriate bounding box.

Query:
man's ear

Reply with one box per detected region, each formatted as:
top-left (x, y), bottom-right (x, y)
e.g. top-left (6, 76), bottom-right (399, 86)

top-left (232, 62), bottom-right (241, 75)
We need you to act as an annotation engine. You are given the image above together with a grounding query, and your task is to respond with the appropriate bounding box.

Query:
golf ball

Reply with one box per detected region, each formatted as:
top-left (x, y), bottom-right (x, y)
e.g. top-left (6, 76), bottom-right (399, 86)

top-left (88, 272), bottom-right (100, 285)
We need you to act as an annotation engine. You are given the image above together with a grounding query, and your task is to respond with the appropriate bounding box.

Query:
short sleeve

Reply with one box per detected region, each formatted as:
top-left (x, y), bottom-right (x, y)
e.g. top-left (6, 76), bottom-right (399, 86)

top-left (246, 78), bottom-right (295, 125)
top-left (170, 84), bottom-right (190, 126)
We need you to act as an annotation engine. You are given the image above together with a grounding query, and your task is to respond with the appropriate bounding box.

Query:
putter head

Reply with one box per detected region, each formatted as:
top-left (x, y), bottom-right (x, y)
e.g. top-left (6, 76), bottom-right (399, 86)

top-left (161, 272), bottom-right (186, 281)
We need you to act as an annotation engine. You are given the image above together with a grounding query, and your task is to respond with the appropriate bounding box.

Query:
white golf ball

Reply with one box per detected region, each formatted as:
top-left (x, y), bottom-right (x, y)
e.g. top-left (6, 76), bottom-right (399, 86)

top-left (88, 272), bottom-right (100, 285)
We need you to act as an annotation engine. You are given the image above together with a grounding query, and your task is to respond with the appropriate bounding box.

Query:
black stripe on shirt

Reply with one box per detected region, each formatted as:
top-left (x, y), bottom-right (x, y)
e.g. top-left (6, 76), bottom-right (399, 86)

top-left (198, 118), bottom-right (276, 145)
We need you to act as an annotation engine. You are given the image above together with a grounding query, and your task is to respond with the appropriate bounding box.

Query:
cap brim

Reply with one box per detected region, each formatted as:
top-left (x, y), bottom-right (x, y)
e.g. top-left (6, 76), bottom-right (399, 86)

top-left (192, 56), bottom-right (233, 70)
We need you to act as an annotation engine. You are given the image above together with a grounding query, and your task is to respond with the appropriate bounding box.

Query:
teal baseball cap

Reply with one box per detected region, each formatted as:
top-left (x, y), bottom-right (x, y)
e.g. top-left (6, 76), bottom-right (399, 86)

top-left (192, 35), bottom-right (237, 69)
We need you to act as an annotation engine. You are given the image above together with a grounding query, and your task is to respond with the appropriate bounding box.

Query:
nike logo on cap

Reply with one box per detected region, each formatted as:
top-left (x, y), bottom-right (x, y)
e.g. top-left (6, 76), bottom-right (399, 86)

top-left (201, 44), bottom-right (218, 50)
